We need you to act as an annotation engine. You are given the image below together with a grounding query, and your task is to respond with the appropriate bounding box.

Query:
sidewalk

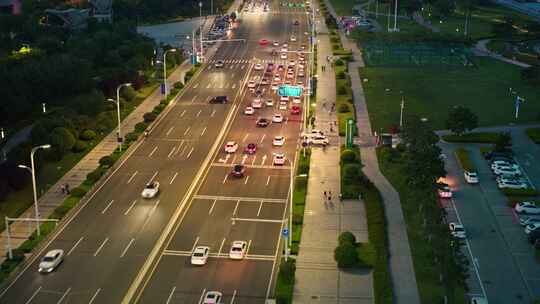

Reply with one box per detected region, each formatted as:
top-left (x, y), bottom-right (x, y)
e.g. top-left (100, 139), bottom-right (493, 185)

top-left (0, 59), bottom-right (193, 264)
top-left (293, 6), bottom-right (374, 304)
top-left (323, 0), bottom-right (422, 303)
top-left (474, 39), bottom-right (531, 68)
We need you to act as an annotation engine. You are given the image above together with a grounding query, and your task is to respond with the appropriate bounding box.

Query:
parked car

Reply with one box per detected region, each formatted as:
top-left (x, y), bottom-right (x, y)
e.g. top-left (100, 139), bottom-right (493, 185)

top-left (191, 246), bottom-right (210, 265)
top-left (256, 117), bottom-right (269, 127)
top-left (493, 167), bottom-right (521, 176)
top-left (214, 60), bottom-right (224, 68)
top-left (244, 143), bottom-right (257, 154)
top-left (514, 202), bottom-right (540, 214)
top-left (449, 222), bottom-right (466, 239)
top-left (524, 223), bottom-right (540, 234)
top-left (520, 216), bottom-right (540, 226)
top-left (244, 106), bottom-right (255, 115)
top-left (231, 164), bottom-right (246, 177)
top-left (273, 153), bottom-right (286, 165)
top-left (497, 180), bottom-right (528, 189)
top-left (224, 141), bottom-right (238, 153)
top-left (464, 171), bottom-right (479, 184)
top-left (229, 241), bottom-right (247, 259)
top-left (203, 291), bottom-right (223, 304)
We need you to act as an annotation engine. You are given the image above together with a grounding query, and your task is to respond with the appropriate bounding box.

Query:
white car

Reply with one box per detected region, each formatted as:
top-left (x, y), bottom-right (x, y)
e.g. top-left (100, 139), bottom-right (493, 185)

top-left (273, 41), bottom-right (280, 46)
top-left (520, 216), bottom-right (540, 226)
top-left (141, 181), bottom-right (160, 198)
top-left (525, 223), bottom-right (540, 234)
top-left (282, 43), bottom-right (288, 47)
top-left (280, 96), bottom-right (289, 102)
top-left (214, 60), bottom-right (224, 68)
top-left (279, 102), bottom-right (287, 110)
top-left (281, 47), bottom-right (288, 52)
top-left (273, 136), bottom-right (285, 146)
top-left (497, 180), bottom-right (527, 189)
top-left (280, 53), bottom-right (287, 59)
top-left (514, 202), bottom-right (540, 214)
top-left (229, 241), bottom-right (247, 260)
top-left (308, 135), bottom-right (329, 146)
top-left (273, 75), bottom-right (281, 82)
top-left (288, 60), bottom-right (295, 66)
top-left (39, 249), bottom-right (64, 273)
top-left (290, 35), bottom-right (296, 41)
top-left (273, 153), bottom-right (286, 165)
top-left (292, 97), bottom-right (301, 104)
top-left (247, 80), bottom-right (256, 88)
top-left (244, 106), bottom-right (255, 115)
top-left (298, 70), bottom-right (305, 77)
top-left (265, 99), bottom-right (273, 107)
top-left (449, 222), bottom-right (466, 239)
top-left (464, 171), bottom-right (479, 184)
top-left (252, 99), bottom-right (263, 108)
top-left (493, 167), bottom-right (521, 176)
top-left (191, 246), bottom-right (210, 265)
top-left (272, 113), bottom-right (283, 123)
top-left (203, 291), bottom-right (223, 304)
top-left (302, 129), bottom-right (324, 138)
top-left (224, 141), bottom-right (238, 153)
top-left (254, 63), bottom-right (263, 70)
top-left (491, 163), bottom-right (520, 171)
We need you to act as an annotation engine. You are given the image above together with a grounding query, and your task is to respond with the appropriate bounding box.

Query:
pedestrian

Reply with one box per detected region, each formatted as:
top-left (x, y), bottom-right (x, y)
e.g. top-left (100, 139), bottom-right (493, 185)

top-left (324, 191), bottom-right (327, 198)
top-left (60, 184), bottom-right (65, 194)
top-left (65, 183), bottom-right (70, 194)
top-left (329, 190), bottom-right (332, 198)
top-left (339, 193), bottom-right (343, 202)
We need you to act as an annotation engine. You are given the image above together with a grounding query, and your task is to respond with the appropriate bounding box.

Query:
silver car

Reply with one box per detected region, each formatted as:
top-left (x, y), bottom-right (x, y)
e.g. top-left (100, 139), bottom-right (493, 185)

top-left (39, 249), bottom-right (64, 273)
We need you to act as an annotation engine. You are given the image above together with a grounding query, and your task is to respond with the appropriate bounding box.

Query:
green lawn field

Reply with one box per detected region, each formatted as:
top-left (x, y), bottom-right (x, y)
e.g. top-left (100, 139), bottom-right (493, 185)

top-left (360, 56), bottom-right (540, 131)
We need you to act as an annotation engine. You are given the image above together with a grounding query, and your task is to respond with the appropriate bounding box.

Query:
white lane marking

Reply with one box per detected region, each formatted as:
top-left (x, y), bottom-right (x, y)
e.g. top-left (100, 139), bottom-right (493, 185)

top-left (88, 288), bottom-right (101, 304)
top-left (246, 240), bottom-right (252, 255)
top-left (127, 171), bottom-right (138, 184)
top-left (266, 176), bottom-right (271, 186)
top-left (218, 238), bottom-right (226, 255)
top-left (184, 127), bottom-right (191, 136)
top-left (209, 199), bottom-right (217, 215)
top-left (211, 109), bottom-right (216, 117)
top-left (198, 289), bottom-right (207, 304)
top-left (206, 83), bottom-right (212, 89)
top-left (57, 287), bottom-right (71, 304)
top-left (125, 200), bottom-right (138, 215)
top-left (167, 147), bottom-right (176, 158)
top-left (148, 171), bottom-right (158, 183)
top-left (191, 236), bottom-right (200, 253)
top-left (244, 176), bottom-right (250, 184)
top-left (260, 134), bottom-right (266, 144)
top-left (101, 200), bottom-right (114, 214)
top-left (230, 217), bottom-right (283, 223)
top-left (166, 127), bottom-right (174, 136)
top-left (242, 134), bottom-right (249, 142)
top-left (170, 172), bottom-right (178, 184)
top-left (232, 83), bottom-right (237, 89)
top-left (261, 155), bottom-right (267, 166)
top-left (120, 238), bottom-right (135, 258)
top-left (251, 155), bottom-right (257, 166)
top-left (196, 109), bottom-right (202, 117)
top-left (191, 95), bottom-right (198, 103)
top-left (201, 127), bottom-right (207, 136)
top-left (233, 200), bottom-right (240, 216)
top-left (180, 110), bottom-right (187, 117)
top-left (186, 147), bottom-right (195, 159)
top-left (222, 174), bottom-right (229, 184)
top-left (257, 201), bottom-right (263, 216)
top-left (230, 290), bottom-right (237, 304)
top-left (241, 155), bottom-right (248, 165)
top-left (148, 146), bottom-right (158, 157)
top-left (175, 140), bottom-right (185, 155)
top-left (166, 286), bottom-right (177, 304)
top-left (94, 238), bottom-right (109, 257)
top-left (193, 83), bottom-right (199, 89)
top-left (67, 237), bottom-right (84, 256)
top-left (24, 286), bottom-right (41, 304)
top-left (140, 200), bottom-right (160, 232)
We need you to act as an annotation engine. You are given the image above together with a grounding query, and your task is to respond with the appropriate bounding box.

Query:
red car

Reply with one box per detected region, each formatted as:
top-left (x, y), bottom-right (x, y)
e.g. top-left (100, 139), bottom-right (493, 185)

top-left (231, 164), bottom-right (246, 177)
top-left (291, 106), bottom-right (301, 115)
top-left (277, 64), bottom-right (284, 71)
top-left (244, 143), bottom-right (257, 154)
top-left (266, 63), bottom-right (274, 72)
top-left (259, 39), bottom-right (269, 46)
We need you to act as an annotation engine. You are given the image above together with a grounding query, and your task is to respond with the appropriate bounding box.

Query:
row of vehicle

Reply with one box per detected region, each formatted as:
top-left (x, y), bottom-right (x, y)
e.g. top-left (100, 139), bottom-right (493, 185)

top-left (486, 154), bottom-right (531, 190)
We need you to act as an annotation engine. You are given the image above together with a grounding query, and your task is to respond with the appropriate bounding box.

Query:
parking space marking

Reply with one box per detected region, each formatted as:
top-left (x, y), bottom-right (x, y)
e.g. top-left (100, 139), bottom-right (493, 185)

top-left (211, 109), bottom-right (216, 117)
top-left (231, 154), bottom-right (237, 164)
top-left (67, 237), bottom-right (84, 256)
top-left (191, 236), bottom-right (200, 253)
top-left (187, 147), bottom-right (195, 159)
top-left (94, 238), bottom-right (109, 257)
top-left (125, 200), bottom-right (138, 215)
top-left (246, 240), bottom-right (252, 255)
top-left (170, 172), bottom-right (178, 184)
top-left (218, 238), bottom-right (226, 255)
top-left (244, 176), bottom-right (250, 184)
top-left (166, 286), bottom-right (176, 304)
top-left (148, 146), bottom-right (158, 157)
top-left (201, 127), bottom-right (207, 136)
top-left (166, 127), bottom-right (174, 136)
top-left (180, 110), bottom-right (186, 117)
top-left (209, 199), bottom-right (217, 215)
top-left (260, 134), bottom-right (266, 144)
top-left (127, 171), bottom-right (138, 184)
top-left (120, 238), bottom-right (135, 258)
top-left (101, 200), bottom-right (114, 214)
top-left (266, 176), bottom-right (271, 186)
top-left (223, 174), bottom-right (229, 184)
top-left (197, 289), bottom-right (207, 304)
top-left (233, 200), bottom-right (240, 216)
top-left (148, 171), bottom-right (158, 183)
top-left (196, 110), bottom-right (202, 117)
top-left (230, 290), bottom-right (237, 304)
top-left (167, 147), bottom-right (176, 158)
top-left (191, 95), bottom-right (198, 103)
top-left (88, 288), bottom-right (101, 304)
top-left (184, 127), bottom-right (191, 136)
top-left (242, 134), bottom-right (249, 142)
top-left (251, 155), bottom-right (257, 165)
top-left (57, 287), bottom-right (71, 304)
top-left (24, 286), bottom-right (41, 304)
top-left (257, 201), bottom-right (263, 216)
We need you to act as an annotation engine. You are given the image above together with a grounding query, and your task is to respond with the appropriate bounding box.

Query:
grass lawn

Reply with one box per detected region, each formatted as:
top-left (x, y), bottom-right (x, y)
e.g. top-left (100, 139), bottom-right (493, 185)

top-left (360, 56), bottom-right (540, 131)
top-left (441, 132), bottom-right (502, 143)
top-left (291, 149), bottom-right (311, 254)
top-left (328, 0), bottom-right (363, 16)
top-left (526, 128), bottom-right (540, 144)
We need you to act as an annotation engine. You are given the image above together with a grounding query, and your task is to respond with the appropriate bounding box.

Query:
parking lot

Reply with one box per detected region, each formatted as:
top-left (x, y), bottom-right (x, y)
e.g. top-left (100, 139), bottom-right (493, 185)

top-left (439, 134), bottom-right (540, 304)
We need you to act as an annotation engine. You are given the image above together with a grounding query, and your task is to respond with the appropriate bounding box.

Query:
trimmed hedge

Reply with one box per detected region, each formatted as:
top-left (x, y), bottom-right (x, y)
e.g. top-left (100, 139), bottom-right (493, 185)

top-left (455, 148), bottom-right (475, 172)
top-left (143, 112), bottom-right (157, 122)
top-left (442, 132), bottom-right (502, 143)
top-left (275, 258), bottom-right (296, 304)
top-left (501, 188), bottom-right (539, 197)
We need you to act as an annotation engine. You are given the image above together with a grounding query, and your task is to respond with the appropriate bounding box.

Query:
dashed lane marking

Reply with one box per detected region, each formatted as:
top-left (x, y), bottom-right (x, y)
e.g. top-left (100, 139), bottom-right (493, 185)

top-left (94, 238), bottom-right (109, 257)
top-left (67, 237), bottom-right (84, 256)
top-left (170, 172), bottom-right (178, 184)
top-left (101, 200), bottom-right (114, 214)
top-left (193, 195), bottom-right (286, 203)
top-left (88, 288), bottom-right (101, 304)
top-left (24, 286), bottom-right (41, 304)
top-left (127, 171), bottom-right (137, 184)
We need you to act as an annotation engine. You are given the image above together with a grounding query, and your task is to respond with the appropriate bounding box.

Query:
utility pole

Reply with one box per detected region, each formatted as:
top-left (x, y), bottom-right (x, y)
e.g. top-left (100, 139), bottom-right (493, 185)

top-left (399, 95), bottom-right (405, 127)
top-left (393, 0), bottom-right (399, 31)
top-left (509, 88), bottom-right (525, 120)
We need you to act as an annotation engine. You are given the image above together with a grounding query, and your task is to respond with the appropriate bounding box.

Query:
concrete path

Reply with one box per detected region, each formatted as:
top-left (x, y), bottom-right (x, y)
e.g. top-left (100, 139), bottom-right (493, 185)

top-left (474, 39), bottom-right (531, 68)
top-left (323, 0), bottom-right (422, 303)
top-left (293, 4), bottom-right (374, 303)
top-left (0, 60), bottom-right (194, 264)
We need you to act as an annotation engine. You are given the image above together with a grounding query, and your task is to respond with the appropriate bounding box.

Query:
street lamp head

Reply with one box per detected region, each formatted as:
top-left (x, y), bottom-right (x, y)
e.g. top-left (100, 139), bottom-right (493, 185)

top-left (124, 83), bottom-right (132, 87)
top-left (18, 164), bottom-right (28, 170)
top-left (40, 144), bottom-right (51, 149)
top-left (170, 48), bottom-right (177, 52)
top-left (199, 1), bottom-right (202, 7)
top-left (107, 98), bottom-right (115, 103)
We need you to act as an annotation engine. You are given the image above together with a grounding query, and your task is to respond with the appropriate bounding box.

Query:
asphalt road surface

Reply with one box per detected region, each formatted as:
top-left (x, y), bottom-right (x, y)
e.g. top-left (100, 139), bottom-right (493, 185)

top-left (0, 1), bottom-right (312, 303)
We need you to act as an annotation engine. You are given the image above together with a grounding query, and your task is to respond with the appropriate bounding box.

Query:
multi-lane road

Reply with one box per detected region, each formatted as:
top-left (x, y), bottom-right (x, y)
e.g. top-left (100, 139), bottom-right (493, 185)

top-left (0, 1), bottom-right (312, 303)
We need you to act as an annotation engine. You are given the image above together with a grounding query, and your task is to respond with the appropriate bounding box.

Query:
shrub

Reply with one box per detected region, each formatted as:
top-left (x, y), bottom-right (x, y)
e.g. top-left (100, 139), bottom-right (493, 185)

top-left (80, 129), bottom-right (96, 141)
top-left (337, 85), bottom-right (347, 95)
top-left (338, 103), bottom-right (350, 113)
top-left (121, 86), bottom-right (137, 102)
top-left (72, 140), bottom-right (88, 152)
top-left (335, 59), bottom-right (345, 66)
top-left (99, 155), bottom-right (115, 168)
top-left (332, 44), bottom-right (339, 50)
top-left (143, 112), bottom-right (157, 123)
top-left (336, 70), bottom-right (346, 79)
top-left (173, 81), bottom-right (184, 90)
top-left (9, 249), bottom-right (25, 262)
top-left (339, 231), bottom-right (356, 245)
top-left (292, 214), bottom-right (303, 225)
top-left (87, 167), bottom-right (106, 182)
top-left (342, 55), bottom-right (353, 62)
top-left (125, 132), bottom-right (139, 143)
top-left (330, 36), bottom-right (339, 43)
top-left (341, 149), bottom-right (357, 163)
top-left (135, 122), bottom-right (148, 132)
top-left (278, 259), bottom-right (296, 284)
top-left (343, 163), bottom-right (362, 181)
top-left (501, 188), bottom-right (539, 197)
top-left (334, 242), bottom-right (359, 268)
top-left (70, 186), bottom-right (86, 197)
top-left (154, 103), bottom-right (166, 113)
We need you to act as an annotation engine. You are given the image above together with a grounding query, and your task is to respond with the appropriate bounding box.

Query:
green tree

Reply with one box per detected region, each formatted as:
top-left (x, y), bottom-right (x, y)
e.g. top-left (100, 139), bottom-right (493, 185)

top-left (334, 242), bottom-right (359, 268)
top-left (402, 0), bottom-right (422, 16)
top-left (521, 66), bottom-right (540, 86)
top-left (494, 132), bottom-right (512, 151)
top-left (339, 231), bottom-right (357, 245)
top-left (446, 106), bottom-right (478, 136)
top-left (50, 127), bottom-right (76, 156)
top-left (432, 0), bottom-right (455, 18)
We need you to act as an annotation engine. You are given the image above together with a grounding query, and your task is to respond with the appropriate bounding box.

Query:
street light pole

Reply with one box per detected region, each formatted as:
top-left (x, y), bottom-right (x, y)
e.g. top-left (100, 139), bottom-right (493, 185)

top-left (199, 2), bottom-right (204, 63)
top-left (163, 49), bottom-right (177, 99)
top-left (18, 144), bottom-right (51, 236)
top-left (399, 95), bottom-right (405, 127)
top-left (393, 0), bottom-right (399, 31)
top-left (114, 83), bottom-right (132, 151)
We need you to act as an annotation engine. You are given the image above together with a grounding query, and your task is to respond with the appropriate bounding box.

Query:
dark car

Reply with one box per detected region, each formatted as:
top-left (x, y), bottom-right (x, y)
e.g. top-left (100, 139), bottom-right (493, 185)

top-left (210, 96), bottom-right (228, 104)
top-left (266, 63), bottom-right (274, 72)
top-left (256, 118), bottom-right (269, 127)
top-left (244, 143), bottom-right (257, 154)
top-left (528, 229), bottom-right (540, 244)
top-left (231, 164), bottom-right (245, 177)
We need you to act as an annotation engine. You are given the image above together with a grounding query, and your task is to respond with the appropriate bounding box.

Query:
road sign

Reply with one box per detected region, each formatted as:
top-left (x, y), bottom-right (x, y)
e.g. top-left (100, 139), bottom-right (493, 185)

top-left (278, 85), bottom-right (303, 97)
top-left (282, 228), bottom-right (289, 237)
top-left (346, 119), bottom-right (354, 148)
